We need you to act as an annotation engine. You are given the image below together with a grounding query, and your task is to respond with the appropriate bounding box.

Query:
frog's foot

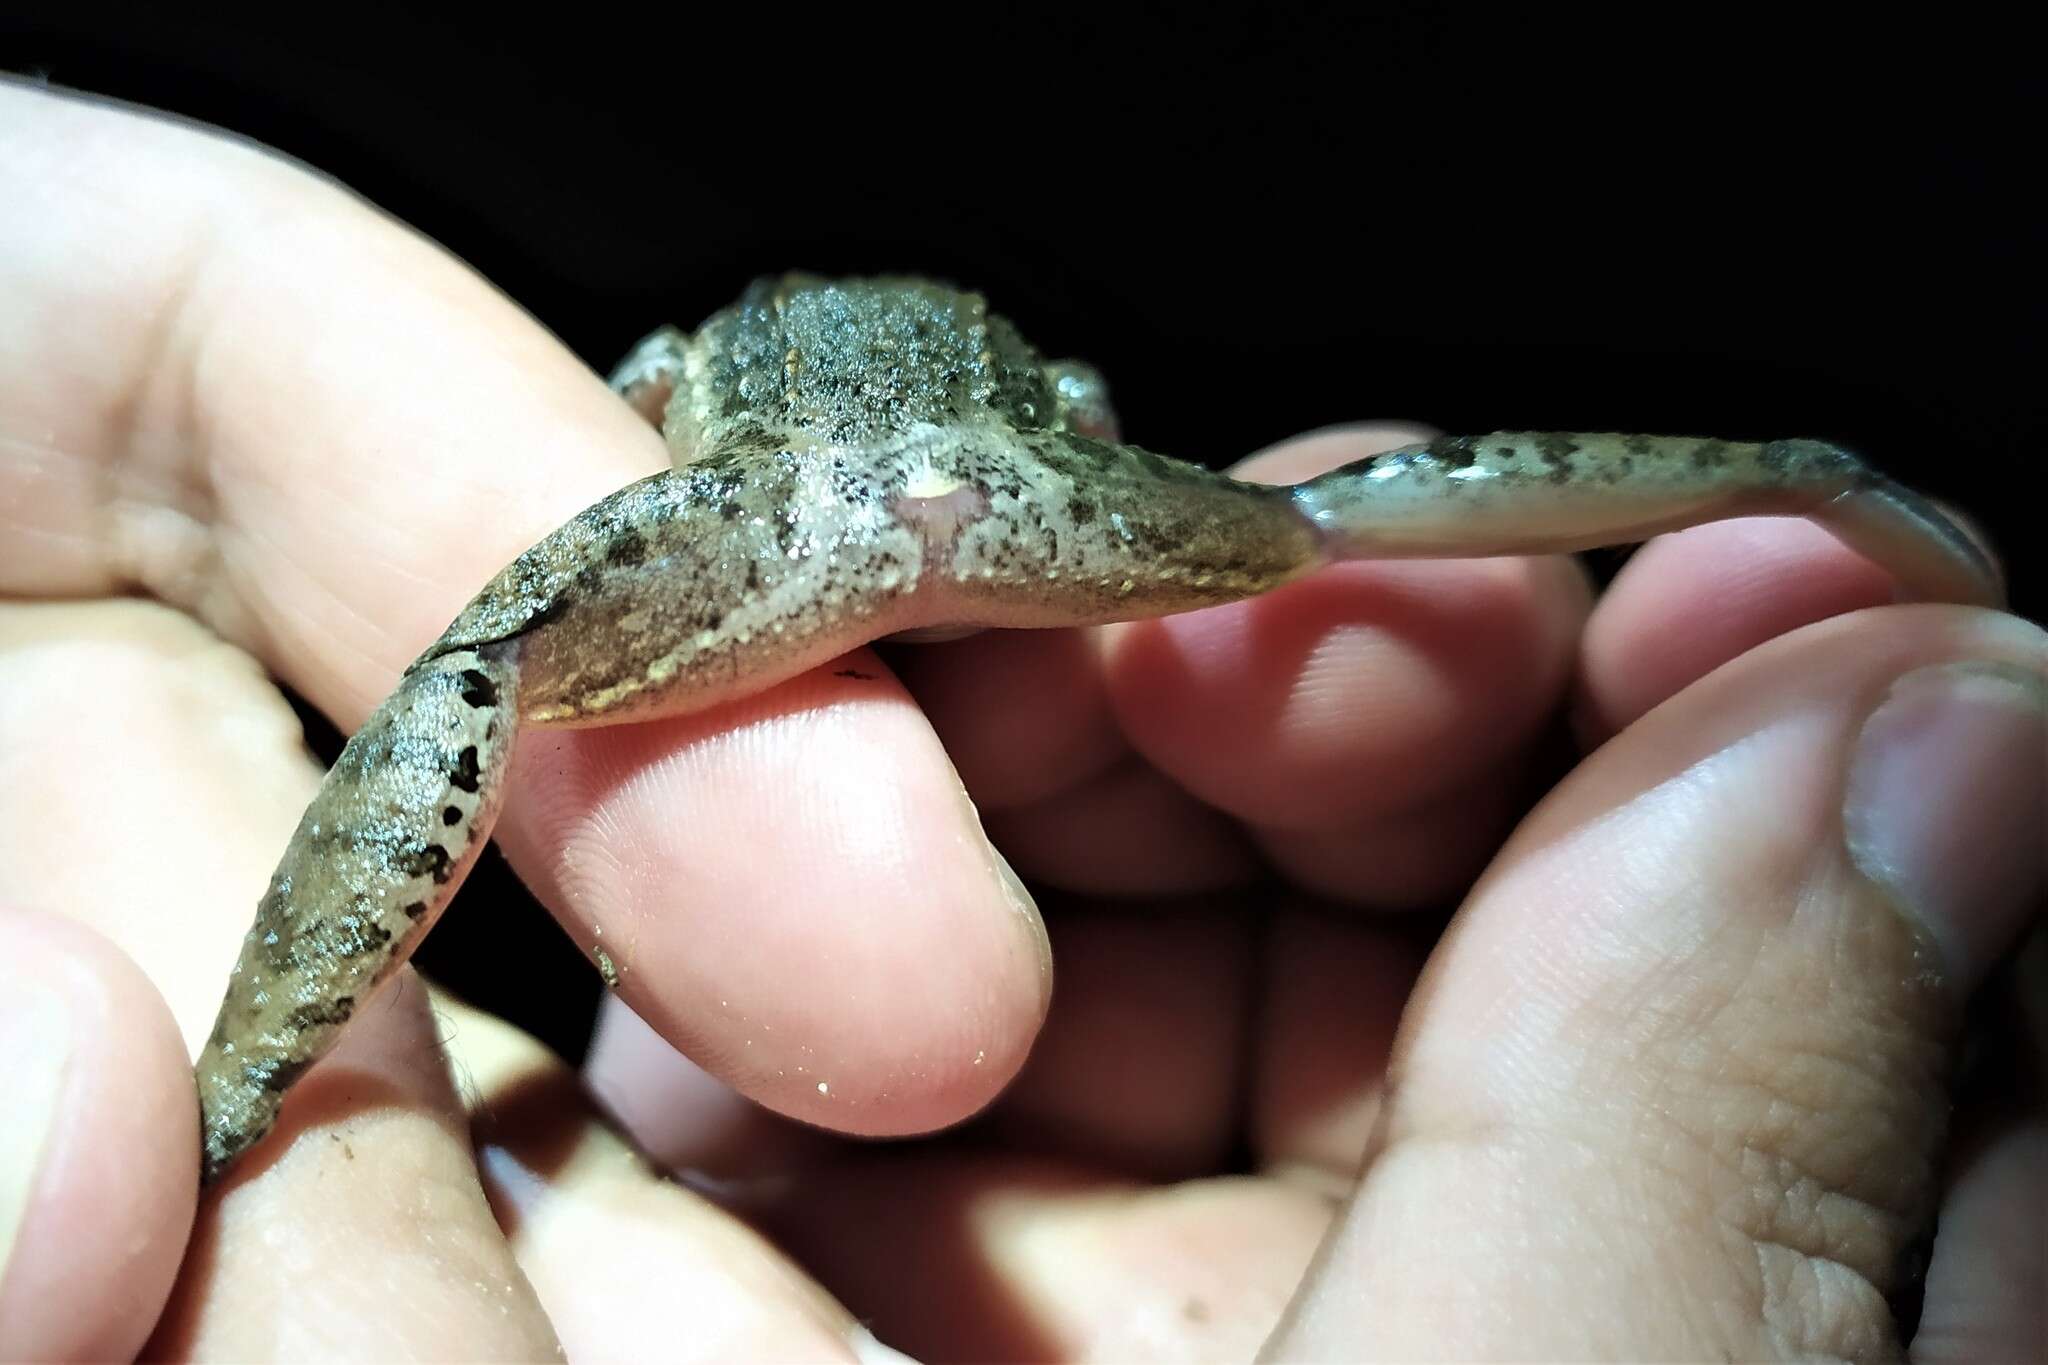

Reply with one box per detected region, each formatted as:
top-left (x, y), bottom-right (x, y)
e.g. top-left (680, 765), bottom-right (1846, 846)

top-left (1289, 433), bottom-right (2002, 608)
top-left (607, 325), bottom-right (689, 426)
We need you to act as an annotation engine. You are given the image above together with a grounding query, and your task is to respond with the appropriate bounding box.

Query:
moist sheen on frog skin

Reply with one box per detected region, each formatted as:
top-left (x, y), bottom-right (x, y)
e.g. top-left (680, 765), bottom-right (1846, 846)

top-left (192, 273), bottom-right (2003, 1184)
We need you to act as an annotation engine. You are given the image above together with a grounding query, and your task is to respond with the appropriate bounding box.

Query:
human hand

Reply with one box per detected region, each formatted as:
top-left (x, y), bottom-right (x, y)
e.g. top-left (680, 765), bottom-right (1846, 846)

top-left (2, 78), bottom-right (2040, 1361)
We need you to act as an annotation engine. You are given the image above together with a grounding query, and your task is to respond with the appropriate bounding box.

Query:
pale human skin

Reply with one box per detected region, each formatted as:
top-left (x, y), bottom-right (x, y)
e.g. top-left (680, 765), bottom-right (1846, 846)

top-left (3, 80), bottom-right (2042, 1362)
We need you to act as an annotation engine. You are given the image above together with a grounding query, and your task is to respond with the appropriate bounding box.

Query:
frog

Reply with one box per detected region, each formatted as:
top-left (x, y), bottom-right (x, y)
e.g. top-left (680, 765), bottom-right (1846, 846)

top-left (193, 273), bottom-right (2003, 1185)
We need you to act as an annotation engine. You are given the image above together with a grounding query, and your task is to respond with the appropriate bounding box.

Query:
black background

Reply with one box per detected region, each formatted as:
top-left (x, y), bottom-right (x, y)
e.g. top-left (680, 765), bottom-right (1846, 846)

top-left (5, 10), bottom-right (2039, 1058)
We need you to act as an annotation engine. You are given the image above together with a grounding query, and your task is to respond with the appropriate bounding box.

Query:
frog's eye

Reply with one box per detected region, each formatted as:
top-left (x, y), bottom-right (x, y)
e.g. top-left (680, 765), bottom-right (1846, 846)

top-left (1045, 360), bottom-right (1122, 442)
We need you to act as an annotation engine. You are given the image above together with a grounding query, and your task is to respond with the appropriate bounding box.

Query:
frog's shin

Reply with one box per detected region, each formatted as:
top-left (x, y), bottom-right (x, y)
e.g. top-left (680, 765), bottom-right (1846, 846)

top-left (1289, 433), bottom-right (2001, 608)
top-left (194, 646), bottom-right (518, 1184)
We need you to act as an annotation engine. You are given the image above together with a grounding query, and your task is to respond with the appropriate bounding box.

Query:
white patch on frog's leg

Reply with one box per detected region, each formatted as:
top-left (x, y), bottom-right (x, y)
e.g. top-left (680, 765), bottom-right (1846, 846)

top-left (891, 473), bottom-right (993, 548)
top-left (1288, 432), bottom-right (2002, 607)
top-left (195, 647), bottom-right (520, 1184)
top-left (607, 325), bottom-right (690, 426)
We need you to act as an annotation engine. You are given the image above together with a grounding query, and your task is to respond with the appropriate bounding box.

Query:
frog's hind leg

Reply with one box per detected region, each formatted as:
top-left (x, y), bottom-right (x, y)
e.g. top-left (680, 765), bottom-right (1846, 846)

top-left (1288, 433), bottom-right (2002, 608)
top-left (194, 646), bottom-right (520, 1184)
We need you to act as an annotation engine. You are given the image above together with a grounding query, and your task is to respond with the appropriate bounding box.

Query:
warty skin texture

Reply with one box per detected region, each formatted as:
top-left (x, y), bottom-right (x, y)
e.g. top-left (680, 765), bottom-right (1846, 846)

top-left (194, 274), bottom-right (2002, 1183)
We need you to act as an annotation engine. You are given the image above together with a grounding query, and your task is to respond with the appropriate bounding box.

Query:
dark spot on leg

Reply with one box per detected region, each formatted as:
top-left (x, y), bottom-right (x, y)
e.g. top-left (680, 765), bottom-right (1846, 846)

top-left (607, 527), bottom-right (649, 567)
top-left (450, 745), bottom-right (482, 793)
top-left (403, 901), bottom-right (429, 919)
top-left (459, 668), bottom-right (499, 708)
top-left (1532, 433), bottom-right (1580, 484)
top-left (442, 805), bottom-right (463, 826)
top-left (252, 1057), bottom-right (310, 1093)
top-left (1691, 438), bottom-right (1732, 469)
top-left (285, 995), bottom-right (356, 1031)
top-left (403, 843), bottom-right (455, 884)
top-left (333, 916), bottom-right (393, 956)
top-left (1426, 435), bottom-right (1484, 468)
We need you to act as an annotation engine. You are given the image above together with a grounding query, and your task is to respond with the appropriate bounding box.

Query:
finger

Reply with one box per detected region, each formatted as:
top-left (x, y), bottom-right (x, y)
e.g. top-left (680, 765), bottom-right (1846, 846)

top-left (148, 971), bottom-right (562, 1359)
top-left (1271, 607), bottom-right (2045, 1360)
top-left (891, 627), bottom-right (1127, 811)
top-left (582, 994), bottom-right (839, 1180)
top-left (0, 600), bottom-right (312, 1043)
top-left (0, 911), bottom-right (194, 1362)
top-left (1126, 423), bottom-right (1585, 826)
top-left (1250, 907), bottom-right (1424, 1186)
top-left (1576, 516), bottom-right (1905, 743)
top-left (891, 425), bottom-right (1435, 813)
top-left (758, 1148), bottom-right (1332, 1363)
top-left (0, 601), bottom-right (559, 1353)
top-left (0, 79), bottom-right (657, 720)
top-left (495, 659), bottom-right (1051, 1137)
top-left (981, 761), bottom-right (1259, 895)
top-left (1915, 928), bottom-right (2046, 1362)
top-left (894, 422), bottom-right (1592, 902)
top-left (1251, 761), bottom-right (1539, 909)
top-left (985, 898), bottom-right (1257, 1177)
top-left (978, 898), bottom-right (1419, 1187)
top-left (443, 988), bottom-right (897, 1364)
top-left (3, 84), bottom-right (1047, 1138)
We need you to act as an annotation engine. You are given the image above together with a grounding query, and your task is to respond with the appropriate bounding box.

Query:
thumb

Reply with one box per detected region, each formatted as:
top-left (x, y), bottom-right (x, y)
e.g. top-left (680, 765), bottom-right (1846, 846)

top-left (0, 911), bottom-right (197, 1361)
top-left (1271, 606), bottom-right (2045, 1360)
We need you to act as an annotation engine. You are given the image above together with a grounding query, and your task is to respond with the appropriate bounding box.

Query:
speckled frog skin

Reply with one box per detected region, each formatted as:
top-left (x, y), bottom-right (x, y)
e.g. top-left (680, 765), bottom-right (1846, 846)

top-left (194, 273), bottom-right (2002, 1183)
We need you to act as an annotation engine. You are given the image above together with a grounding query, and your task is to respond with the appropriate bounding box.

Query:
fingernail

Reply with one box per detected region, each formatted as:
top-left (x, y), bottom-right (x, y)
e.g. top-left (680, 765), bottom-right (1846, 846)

top-left (1845, 661), bottom-right (2048, 987)
top-left (0, 979), bottom-right (71, 1292)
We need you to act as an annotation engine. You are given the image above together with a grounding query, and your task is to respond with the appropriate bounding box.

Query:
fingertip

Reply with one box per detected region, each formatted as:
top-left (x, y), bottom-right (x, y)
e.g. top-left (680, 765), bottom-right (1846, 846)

top-left (1576, 517), bottom-right (1900, 743)
top-left (499, 664), bottom-right (1055, 1140)
top-left (0, 909), bottom-right (196, 1363)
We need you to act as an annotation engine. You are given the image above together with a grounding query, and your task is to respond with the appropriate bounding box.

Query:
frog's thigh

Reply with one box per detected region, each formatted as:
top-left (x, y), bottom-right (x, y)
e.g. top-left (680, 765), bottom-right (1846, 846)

top-left (608, 325), bottom-right (689, 426)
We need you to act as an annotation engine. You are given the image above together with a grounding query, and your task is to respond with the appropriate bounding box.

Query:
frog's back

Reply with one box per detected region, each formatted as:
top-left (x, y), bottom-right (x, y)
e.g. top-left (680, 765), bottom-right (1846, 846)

top-left (674, 275), bottom-right (1062, 451)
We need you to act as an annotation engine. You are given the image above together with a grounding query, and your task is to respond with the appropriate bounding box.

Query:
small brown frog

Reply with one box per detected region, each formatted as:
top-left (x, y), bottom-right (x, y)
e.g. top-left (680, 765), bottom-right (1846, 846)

top-left (194, 274), bottom-right (2000, 1183)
